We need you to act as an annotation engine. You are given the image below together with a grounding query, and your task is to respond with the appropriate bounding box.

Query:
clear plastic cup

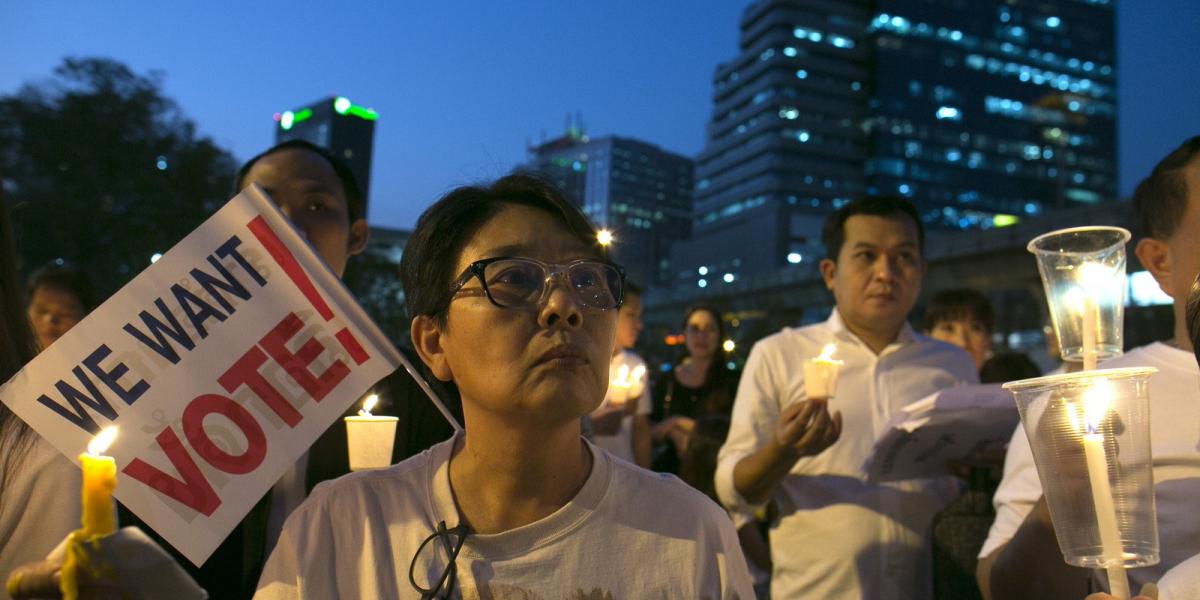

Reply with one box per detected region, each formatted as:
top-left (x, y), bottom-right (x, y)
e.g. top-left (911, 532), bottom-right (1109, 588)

top-left (1027, 226), bottom-right (1130, 365)
top-left (1003, 367), bottom-right (1159, 569)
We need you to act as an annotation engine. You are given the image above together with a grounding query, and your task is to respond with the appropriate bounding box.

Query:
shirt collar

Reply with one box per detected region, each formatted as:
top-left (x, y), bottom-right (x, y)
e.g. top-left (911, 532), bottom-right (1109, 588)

top-left (824, 308), bottom-right (917, 349)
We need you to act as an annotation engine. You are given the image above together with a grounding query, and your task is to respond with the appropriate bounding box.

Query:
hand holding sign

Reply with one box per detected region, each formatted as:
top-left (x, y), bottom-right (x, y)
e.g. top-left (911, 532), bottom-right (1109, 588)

top-left (0, 185), bottom-right (418, 565)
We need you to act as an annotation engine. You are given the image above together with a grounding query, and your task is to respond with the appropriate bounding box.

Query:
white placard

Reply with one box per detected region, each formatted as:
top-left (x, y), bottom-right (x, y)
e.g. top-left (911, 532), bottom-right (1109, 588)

top-left (864, 384), bottom-right (1019, 482)
top-left (0, 185), bottom-right (400, 566)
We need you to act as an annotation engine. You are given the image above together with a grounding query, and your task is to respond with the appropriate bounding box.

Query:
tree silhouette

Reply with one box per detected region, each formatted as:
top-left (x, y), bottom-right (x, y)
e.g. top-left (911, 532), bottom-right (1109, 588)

top-left (0, 57), bottom-right (238, 298)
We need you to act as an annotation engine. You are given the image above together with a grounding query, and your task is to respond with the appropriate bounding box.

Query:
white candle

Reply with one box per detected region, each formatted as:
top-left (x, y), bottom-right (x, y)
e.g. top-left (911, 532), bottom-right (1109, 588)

top-left (803, 343), bottom-right (843, 400)
top-left (345, 394), bottom-right (398, 471)
top-left (1078, 382), bottom-right (1130, 599)
top-left (1073, 261), bottom-right (1110, 371)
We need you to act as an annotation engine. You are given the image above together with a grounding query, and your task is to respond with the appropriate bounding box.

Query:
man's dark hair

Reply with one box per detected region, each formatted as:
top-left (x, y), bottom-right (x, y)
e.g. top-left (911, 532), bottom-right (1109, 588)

top-left (399, 174), bottom-right (604, 327)
top-left (1133, 136), bottom-right (1200, 241)
top-left (821, 195), bottom-right (924, 260)
top-left (922, 288), bottom-right (994, 334)
top-left (1188, 274), bottom-right (1200, 369)
top-left (27, 262), bottom-right (97, 312)
top-left (233, 139), bottom-right (365, 223)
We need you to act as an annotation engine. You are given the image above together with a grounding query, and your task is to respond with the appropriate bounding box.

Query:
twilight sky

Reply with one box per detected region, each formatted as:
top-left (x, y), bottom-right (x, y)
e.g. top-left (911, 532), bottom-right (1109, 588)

top-left (2, 1), bottom-right (1197, 230)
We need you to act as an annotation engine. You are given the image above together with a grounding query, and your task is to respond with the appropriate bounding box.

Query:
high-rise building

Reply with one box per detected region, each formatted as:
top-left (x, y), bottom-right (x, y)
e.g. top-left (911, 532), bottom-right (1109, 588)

top-left (525, 129), bottom-right (695, 286)
top-left (674, 0), bottom-right (1115, 285)
top-left (274, 96), bottom-right (379, 217)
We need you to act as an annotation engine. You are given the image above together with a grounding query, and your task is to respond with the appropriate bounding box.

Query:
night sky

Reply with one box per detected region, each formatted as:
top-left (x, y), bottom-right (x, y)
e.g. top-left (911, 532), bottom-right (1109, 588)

top-left (3, 1), bottom-right (1198, 230)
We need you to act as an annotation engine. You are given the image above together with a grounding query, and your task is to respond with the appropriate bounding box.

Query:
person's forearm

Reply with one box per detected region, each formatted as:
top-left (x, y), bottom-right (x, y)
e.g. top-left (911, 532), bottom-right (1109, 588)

top-left (632, 416), bottom-right (652, 468)
top-left (732, 437), bottom-right (800, 505)
top-left (988, 502), bottom-right (1090, 600)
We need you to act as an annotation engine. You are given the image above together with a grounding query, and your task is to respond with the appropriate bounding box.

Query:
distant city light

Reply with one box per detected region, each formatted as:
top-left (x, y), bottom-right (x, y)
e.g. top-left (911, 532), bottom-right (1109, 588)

top-left (150, 253), bottom-right (163, 264)
top-left (334, 96), bottom-right (352, 115)
top-left (155, 156), bottom-right (168, 170)
top-left (280, 110), bottom-right (295, 130)
top-left (935, 106), bottom-right (961, 121)
top-left (1045, 16), bottom-right (1061, 28)
top-left (723, 273), bottom-right (735, 283)
top-left (787, 252), bottom-right (802, 264)
top-left (992, 214), bottom-right (1019, 228)
top-left (723, 339), bottom-right (736, 352)
top-left (698, 266), bottom-right (708, 275)
top-left (698, 279), bottom-right (708, 288)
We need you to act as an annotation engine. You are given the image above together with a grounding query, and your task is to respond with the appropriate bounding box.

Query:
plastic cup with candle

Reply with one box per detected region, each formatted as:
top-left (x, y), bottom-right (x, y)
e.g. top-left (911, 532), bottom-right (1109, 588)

top-left (1028, 226), bottom-right (1130, 368)
top-left (803, 343), bottom-right (843, 400)
top-left (345, 394), bottom-right (398, 471)
top-left (1004, 368), bottom-right (1159, 598)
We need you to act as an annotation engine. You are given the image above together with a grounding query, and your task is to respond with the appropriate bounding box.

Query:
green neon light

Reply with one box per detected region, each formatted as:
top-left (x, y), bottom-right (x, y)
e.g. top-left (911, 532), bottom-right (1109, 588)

top-left (992, 213), bottom-right (1019, 228)
top-left (293, 108), bottom-right (313, 124)
top-left (347, 105), bottom-right (378, 121)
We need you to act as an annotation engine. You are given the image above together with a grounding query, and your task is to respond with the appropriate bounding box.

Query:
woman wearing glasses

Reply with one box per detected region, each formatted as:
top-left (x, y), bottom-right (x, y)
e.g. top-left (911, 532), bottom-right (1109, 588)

top-left (255, 175), bottom-right (753, 599)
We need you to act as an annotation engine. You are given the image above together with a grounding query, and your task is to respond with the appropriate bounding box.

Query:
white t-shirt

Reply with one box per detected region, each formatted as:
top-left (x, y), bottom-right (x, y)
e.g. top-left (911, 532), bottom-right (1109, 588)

top-left (591, 350), bottom-right (651, 463)
top-left (256, 435), bottom-right (754, 599)
top-left (980, 342), bottom-right (1200, 591)
top-left (715, 310), bottom-right (978, 600)
top-left (0, 437), bottom-right (80, 600)
top-left (1159, 553), bottom-right (1200, 600)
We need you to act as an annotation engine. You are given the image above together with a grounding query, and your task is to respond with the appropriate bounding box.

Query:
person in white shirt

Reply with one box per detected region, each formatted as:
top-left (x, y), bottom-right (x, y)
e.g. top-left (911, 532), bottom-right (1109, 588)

top-left (589, 282), bottom-right (652, 467)
top-left (715, 195), bottom-right (978, 600)
top-left (979, 136), bottom-right (1200, 599)
top-left (256, 175), bottom-right (754, 599)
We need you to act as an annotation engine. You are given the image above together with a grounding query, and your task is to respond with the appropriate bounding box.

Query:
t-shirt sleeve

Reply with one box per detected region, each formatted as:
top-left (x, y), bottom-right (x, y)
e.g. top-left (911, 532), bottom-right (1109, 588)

top-left (255, 490), bottom-right (341, 600)
top-left (978, 422), bottom-right (1042, 558)
top-left (714, 339), bottom-right (780, 514)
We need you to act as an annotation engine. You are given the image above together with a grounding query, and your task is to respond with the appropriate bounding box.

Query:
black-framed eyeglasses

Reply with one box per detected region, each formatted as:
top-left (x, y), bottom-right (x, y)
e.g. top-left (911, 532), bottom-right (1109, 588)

top-left (408, 521), bottom-right (470, 599)
top-left (449, 256), bottom-right (626, 310)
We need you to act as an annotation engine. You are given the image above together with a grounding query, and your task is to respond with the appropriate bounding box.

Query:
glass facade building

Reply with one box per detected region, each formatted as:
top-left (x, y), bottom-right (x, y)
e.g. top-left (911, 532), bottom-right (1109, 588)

top-left (675, 0), bottom-right (1115, 285)
top-left (525, 131), bottom-right (694, 286)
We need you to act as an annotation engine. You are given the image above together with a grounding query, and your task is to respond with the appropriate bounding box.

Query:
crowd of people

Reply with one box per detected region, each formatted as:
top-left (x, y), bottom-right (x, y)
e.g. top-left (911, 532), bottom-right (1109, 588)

top-left (0, 135), bottom-right (1199, 599)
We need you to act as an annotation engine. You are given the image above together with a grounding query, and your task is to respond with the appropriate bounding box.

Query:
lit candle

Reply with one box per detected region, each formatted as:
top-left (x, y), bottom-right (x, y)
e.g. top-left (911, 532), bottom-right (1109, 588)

top-left (1072, 383), bottom-right (1131, 599)
top-left (79, 426), bottom-right (118, 538)
top-left (345, 394), bottom-right (398, 471)
top-left (608, 364), bottom-right (646, 406)
top-left (803, 343), bottom-right (843, 400)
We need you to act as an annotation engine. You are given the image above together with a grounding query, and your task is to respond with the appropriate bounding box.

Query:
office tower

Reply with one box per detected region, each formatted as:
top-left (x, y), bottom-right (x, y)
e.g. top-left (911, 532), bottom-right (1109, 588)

top-left (274, 96), bottom-right (379, 216)
top-left (526, 129), bottom-right (694, 286)
top-left (676, 0), bottom-right (1115, 285)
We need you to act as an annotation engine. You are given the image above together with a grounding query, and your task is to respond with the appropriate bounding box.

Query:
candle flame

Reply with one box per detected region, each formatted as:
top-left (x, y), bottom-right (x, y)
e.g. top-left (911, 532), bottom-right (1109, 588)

top-left (817, 343), bottom-right (838, 362)
top-left (1077, 261), bottom-right (1111, 291)
top-left (597, 229), bottom-right (614, 246)
top-left (630, 365), bottom-right (646, 386)
top-left (611, 364), bottom-right (632, 388)
top-left (359, 394), bottom-right (379, 417)
top-left (88, 426), bottom-right (118, 456)
top-left (1082, 379), bottom-right (1111, 435)
top-left (1067, 379), bottom-right (1112, 436)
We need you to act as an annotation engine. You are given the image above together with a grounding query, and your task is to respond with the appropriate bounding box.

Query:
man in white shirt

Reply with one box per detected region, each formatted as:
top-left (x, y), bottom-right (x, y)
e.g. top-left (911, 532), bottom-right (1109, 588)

top-left (590, 282), bottom-right (652, 467)
top-left (979, 136), bottom-right (1200, 599)
top-left (715, 196), bottom-right (978, 599)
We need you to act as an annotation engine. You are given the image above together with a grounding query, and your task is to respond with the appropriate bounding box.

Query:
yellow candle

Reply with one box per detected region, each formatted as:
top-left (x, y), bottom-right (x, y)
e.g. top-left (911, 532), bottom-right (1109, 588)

top-left (79, 427), bottom-right (117, 538)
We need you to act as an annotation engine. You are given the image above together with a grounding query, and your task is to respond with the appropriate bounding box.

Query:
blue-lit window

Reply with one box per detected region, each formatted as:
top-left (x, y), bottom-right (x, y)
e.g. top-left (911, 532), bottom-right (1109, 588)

top-left (1045, 16), bottom-right (1061, 28)
top-left (796, 69), bottom-right (808, 79)
top-left (935, 106), bottom-right (961, 121)
top-left (783, 46), bottom-right (798, 57)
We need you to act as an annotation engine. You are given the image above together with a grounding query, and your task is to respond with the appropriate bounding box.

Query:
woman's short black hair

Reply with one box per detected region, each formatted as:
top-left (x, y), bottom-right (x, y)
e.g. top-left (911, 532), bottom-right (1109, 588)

top-left (233, 139), bottom-right (365, 223)
top-left (400, 174), bottom-right (605, 327)
top-left (26, 262), bottom-right (97, 312)
top-left (923, 288), bottom-right (994, 334)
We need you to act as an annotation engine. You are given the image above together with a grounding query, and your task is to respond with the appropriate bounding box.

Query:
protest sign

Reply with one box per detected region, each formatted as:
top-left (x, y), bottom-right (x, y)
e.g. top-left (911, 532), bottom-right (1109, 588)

top-left (0, 185), bottom-right (400, 566)
top-left (863, 383), bottom-right (1019, 482)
